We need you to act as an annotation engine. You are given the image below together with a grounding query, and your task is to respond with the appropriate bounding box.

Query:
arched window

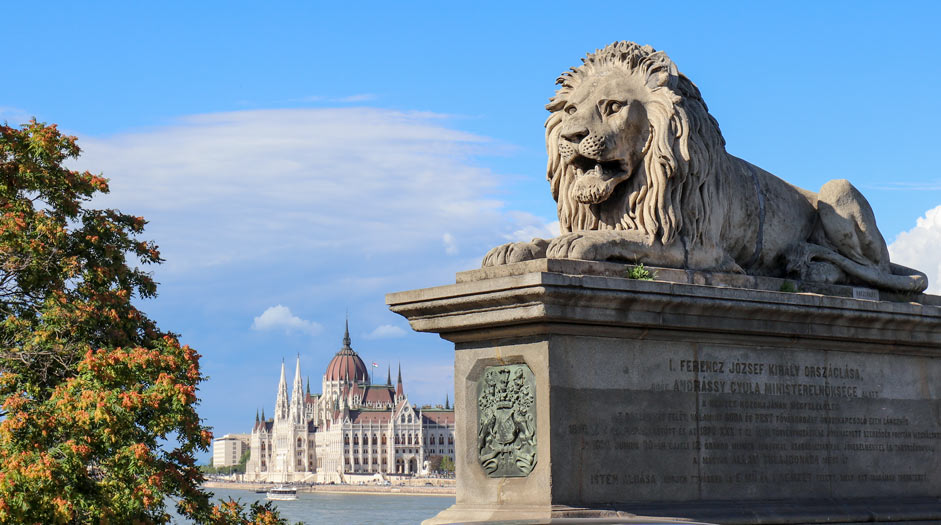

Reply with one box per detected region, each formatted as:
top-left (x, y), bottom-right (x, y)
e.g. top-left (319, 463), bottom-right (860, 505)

top-left (372, 434), bottom-right (378, 445)
top-left (394, 435), bottom-right (400, 445)
top-left (353, 435), bottom-right (359, 445)
top-left (344, 435), bottom-right (350, 445)
top-left (382, 434), bottom-right (387, 445)
top-left (439, 435), bottom-right (444, 445)
top-left (448, 435), bottom-right (454, 445)
top-left (407, 434), bottom-right (413, 445)
top-left (297, 437), bottom-right (303, 448)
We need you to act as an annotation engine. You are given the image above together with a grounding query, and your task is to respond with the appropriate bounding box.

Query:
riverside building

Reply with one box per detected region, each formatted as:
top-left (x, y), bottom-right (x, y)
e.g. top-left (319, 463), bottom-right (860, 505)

top-left (244, 322), bottom-right (456, 483)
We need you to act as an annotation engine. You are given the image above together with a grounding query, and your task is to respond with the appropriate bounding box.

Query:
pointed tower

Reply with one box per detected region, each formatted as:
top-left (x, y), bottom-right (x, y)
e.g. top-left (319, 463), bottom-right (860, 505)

top-left (275, 360), bottom-right (289, 421)
top-left (324, 319), bottom-right (368, 385)
top-left (396, 363), bottom-right (404, 399)
top-left (445, 394), bottom-right (450, 410)
top-left (289, 355), bottom-right (305, 424)
top-left (386, 365), bottom-right (392, 386)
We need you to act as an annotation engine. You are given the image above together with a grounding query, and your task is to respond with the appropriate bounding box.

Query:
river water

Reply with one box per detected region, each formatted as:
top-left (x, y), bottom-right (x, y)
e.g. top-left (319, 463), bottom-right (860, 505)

top-left (181, 487), bottom-right (454, 524)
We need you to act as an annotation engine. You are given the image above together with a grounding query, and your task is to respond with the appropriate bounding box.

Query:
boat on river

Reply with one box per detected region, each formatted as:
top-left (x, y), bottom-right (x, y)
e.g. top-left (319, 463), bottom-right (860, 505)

top-left (266, 485), bottom-right (297, 501)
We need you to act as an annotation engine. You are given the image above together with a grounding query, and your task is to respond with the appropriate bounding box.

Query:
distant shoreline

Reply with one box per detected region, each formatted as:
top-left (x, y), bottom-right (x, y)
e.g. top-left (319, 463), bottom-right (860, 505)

top-left (203, 481), bottom-right (456, 497)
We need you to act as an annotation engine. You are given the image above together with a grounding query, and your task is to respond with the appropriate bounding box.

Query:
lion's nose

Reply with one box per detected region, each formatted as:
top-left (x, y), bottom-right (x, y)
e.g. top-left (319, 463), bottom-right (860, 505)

top-left (561, 128), bottom-right (589, 143)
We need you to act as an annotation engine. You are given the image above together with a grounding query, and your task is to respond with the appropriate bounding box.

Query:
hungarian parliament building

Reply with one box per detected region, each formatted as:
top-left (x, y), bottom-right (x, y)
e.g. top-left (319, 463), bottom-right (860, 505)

top-left (244, 322), bottom-right (455, 483)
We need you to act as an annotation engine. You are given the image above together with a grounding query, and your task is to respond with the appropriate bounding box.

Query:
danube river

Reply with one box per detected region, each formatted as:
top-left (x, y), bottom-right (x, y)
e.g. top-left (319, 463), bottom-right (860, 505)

top-left (179, 487), bottom-right (454, 524)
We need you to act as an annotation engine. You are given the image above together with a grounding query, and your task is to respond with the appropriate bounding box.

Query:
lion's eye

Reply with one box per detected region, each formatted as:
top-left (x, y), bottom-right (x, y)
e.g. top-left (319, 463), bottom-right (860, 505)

top-left (605, 101), bottom-right (623, 116)
top-left (565, 106), bottom-right (577, 115)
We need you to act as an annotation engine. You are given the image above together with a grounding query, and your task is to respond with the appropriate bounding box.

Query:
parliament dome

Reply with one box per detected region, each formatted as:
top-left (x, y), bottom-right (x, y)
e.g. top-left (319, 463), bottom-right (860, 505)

top-left (324, 322), bottom-right (368, 382)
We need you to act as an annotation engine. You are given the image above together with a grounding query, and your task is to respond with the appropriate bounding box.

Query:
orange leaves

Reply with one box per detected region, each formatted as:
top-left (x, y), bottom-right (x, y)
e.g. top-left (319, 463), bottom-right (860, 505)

top-left (66, 440), bottom-right (91, 458)
top-left (52, 496), bottom-right (73, 521)
top-left (87, 175), bottom-right (109, 192)
top-left (130, 443), bottom-right (150, 461)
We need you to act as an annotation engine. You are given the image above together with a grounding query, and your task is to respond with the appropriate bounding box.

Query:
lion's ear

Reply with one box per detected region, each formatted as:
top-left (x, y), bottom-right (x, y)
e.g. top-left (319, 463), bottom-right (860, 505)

top-left (645, 51), bottom-right (679, 90)
top-left (546, 98), bottom-right (566, 112)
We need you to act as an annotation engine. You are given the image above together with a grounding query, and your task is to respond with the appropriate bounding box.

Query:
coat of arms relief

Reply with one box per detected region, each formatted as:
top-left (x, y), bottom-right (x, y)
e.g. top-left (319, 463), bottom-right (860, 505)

top-left (477, 364), bottom-right (537, 477)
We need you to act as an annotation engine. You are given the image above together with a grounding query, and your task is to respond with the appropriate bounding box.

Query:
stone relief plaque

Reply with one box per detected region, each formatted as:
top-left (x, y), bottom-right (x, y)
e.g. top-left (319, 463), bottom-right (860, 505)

top-left (477, 364), bottom-right (537, 477)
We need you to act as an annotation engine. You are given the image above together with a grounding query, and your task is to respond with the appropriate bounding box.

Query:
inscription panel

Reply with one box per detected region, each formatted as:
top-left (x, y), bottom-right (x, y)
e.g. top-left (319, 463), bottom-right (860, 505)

top-left (551, 340), bottom-right (941, 503)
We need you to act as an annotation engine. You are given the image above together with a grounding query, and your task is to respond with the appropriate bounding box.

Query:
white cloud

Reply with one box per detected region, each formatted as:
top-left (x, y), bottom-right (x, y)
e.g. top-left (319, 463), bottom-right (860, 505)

top-left (442, 233), bottom-right (458, 255)
top-left (251, 305), bottom-right (323, 335)
top-left (71, 108), bottom-right (538, 274)
top-left (888, 204), bottom-right (941, 295)
top-left (363, 324), bottom-right (407, 340)
top-left (504, 214), bottom-right (560, 242)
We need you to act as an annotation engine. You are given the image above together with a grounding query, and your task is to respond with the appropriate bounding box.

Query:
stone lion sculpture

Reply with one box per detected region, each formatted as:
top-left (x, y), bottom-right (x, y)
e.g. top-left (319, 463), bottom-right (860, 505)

top-left (483, 41), bottom-right (928, 293)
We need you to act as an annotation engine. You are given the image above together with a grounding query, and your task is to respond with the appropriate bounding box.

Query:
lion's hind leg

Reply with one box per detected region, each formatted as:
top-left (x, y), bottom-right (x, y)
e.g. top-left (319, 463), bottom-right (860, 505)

top-left (802, 179), bottom-right (928, 292)
top-left (816, 179), bottom-right (891, 271)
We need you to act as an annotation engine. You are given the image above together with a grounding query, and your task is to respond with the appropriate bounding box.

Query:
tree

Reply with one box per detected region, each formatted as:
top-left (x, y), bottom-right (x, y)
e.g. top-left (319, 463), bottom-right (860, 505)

top-left (0, 120), bottom-right (286, 523)
top-left (426, 455), bottom-right (443, 473)
top-left (439, 456), bottom-right (455, 475)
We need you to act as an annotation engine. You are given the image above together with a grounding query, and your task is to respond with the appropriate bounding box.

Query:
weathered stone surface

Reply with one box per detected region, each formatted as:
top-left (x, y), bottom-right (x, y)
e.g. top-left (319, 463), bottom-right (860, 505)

top-left (481, 41), bottom-right (928, 293)
top-left (387, 265), bottom-right (941, 524)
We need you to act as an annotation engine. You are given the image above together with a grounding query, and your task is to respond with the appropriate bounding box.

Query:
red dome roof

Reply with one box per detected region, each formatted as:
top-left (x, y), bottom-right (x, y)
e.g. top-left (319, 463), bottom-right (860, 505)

top-left (325, 322), bottom-right (368, 382)
top-left (325, 347), bottom-right (368, 382)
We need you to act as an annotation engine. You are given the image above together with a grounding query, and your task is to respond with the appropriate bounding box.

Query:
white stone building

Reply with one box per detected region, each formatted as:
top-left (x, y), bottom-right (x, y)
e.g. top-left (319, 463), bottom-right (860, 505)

top-left (212, 433), bottom-right (250, 467)
top-left (245, 322), bottom-right (455, 483)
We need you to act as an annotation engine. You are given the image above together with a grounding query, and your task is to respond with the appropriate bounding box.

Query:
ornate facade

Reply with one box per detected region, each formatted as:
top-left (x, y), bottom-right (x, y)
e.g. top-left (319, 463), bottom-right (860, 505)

top-left (245, 322), bottom-right (455, 483)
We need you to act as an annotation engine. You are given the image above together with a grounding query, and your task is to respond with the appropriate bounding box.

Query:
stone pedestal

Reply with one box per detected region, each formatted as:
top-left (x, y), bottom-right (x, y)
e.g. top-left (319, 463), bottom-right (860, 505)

top-left (387, 260), bottom-right (941, 525)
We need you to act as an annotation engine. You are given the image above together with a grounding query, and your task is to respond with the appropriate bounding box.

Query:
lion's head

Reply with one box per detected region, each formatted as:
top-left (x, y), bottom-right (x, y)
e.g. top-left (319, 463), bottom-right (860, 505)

top-left (546, 41), bottom-right (726, 245)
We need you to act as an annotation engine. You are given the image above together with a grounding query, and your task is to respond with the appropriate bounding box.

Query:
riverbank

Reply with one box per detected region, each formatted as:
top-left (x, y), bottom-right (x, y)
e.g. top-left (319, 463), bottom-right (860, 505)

top-left (203, 480), bottom-right (456, 497)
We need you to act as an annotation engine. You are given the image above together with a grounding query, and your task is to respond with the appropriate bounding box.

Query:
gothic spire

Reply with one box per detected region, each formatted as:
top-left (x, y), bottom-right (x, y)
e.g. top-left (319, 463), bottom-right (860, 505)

top-left (342, 316), bottom-right (351, 349)
top-left (306, 376), bottom-right (311, 395)
top-left (445, 394), bottom-right (450, 410)
top-left (386, 365), bottom-right (391, 386)
top-left (396, 362), bottom-right (404, 398)
top-left (290, 355), bottom-right (305, 423)
top-left (275, 359), bottom-right (289, 421)
top-left (255, 408), bottom-right (259, 422)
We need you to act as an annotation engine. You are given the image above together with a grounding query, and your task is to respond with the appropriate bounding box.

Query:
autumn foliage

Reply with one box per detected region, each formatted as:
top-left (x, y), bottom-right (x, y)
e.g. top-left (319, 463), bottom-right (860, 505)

top-left (0, 120), bottom-right (288, 523)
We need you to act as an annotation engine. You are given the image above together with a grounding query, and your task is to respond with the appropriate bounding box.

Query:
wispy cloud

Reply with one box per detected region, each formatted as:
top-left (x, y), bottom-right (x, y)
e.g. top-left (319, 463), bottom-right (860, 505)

top-left (251, 305), bottom-right (323, 335)
top-left (72, 108), bottom-right (532, 275)
top-left (866, 182), bottom-right (941, 191)
top-left (442, 233), bottom-right (458, 255)
top-left (363, 324), bottom-right (407, 340)
top-left (294, 94), bottom-right (377, 103)
top-left (0, 107), bottom-right (32, 125)
top-left (888, 204), bottom-right (941, 295)
top-left (336, 94), bottom-right (376, 103)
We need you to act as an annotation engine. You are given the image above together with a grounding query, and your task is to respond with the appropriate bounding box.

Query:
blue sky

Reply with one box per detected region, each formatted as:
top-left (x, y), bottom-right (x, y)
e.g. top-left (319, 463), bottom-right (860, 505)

top-left (4, 2), bottom-right (940, 460)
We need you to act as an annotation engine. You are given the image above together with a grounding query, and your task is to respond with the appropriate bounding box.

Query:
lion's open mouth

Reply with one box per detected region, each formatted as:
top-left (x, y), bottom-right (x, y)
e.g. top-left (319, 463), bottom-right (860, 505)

top-left (569, 156), bottom-right (631, 204)
top-left (570, 156), bottom-right (624, 181)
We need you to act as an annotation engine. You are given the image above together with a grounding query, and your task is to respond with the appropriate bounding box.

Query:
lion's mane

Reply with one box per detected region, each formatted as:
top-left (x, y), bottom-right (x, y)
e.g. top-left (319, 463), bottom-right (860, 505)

top-left (545, 42), bottom-right (727, 247)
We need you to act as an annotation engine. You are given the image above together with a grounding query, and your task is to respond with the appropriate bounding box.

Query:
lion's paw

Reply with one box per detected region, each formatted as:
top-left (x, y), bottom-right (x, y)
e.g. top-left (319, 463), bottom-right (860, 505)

top-left (481, 239), bottom-right (548, 267)
top-left (546, 233), bottom-right (598, 260)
